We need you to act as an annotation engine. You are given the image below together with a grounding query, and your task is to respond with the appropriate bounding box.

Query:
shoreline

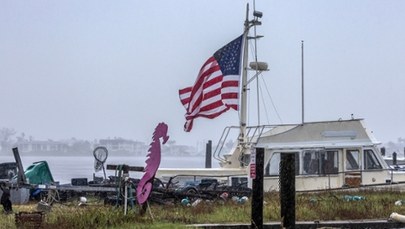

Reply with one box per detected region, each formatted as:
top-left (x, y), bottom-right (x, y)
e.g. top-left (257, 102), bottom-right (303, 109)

top-left (0, 152), bottom-right (205, 157)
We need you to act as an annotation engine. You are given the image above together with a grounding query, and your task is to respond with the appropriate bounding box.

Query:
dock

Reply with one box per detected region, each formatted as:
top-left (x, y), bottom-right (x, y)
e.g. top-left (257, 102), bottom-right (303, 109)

top-left (36, 184), bottom-right (116, 193)
top-left (189, 219), bottom-right (405, 228)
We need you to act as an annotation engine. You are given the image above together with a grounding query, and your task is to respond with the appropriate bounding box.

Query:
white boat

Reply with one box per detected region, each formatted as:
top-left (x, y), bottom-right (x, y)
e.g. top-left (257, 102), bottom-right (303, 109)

top-left (157, 5), bottom-right (405, 192)
top-left (254, 119), bottom-right (405, 191)
top-left (159, 119), bottom-right (405, 192)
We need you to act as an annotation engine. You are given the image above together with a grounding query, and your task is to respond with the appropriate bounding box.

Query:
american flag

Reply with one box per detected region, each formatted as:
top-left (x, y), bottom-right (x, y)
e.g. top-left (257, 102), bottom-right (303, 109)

top-left (179, 35), bottom-right (243, 132)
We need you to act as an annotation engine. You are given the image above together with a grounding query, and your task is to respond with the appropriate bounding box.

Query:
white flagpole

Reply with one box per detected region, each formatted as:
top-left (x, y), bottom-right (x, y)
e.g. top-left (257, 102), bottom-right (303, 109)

top-left (239, 3), bottom-right (249, 151)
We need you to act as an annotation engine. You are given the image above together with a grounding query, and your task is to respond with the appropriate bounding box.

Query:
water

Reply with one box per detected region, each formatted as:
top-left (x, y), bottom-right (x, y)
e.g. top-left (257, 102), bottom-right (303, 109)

top-left (0, 154), bottom-right (218, 184)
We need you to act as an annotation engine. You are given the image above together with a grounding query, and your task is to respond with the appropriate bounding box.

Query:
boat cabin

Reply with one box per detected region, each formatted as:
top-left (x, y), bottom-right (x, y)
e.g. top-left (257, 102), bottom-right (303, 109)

top-left (254, 119), bottom-right (397, 191)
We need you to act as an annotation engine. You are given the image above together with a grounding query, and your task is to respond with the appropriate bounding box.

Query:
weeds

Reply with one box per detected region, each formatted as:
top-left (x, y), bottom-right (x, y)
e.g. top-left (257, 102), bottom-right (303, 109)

top-left (1, 190), bottom-right (404, 228)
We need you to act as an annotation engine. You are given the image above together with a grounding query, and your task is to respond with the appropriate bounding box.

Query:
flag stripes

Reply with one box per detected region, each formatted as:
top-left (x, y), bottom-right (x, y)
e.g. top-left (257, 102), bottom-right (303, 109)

top-left (179, 35), bottom-right (243, 132)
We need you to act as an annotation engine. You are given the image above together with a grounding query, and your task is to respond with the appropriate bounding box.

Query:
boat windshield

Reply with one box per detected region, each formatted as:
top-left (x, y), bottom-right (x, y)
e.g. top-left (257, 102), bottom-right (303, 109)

top-left (364, 149), bottom-right (382, 170)
top-left (265, 152), bottom-right (299, 176)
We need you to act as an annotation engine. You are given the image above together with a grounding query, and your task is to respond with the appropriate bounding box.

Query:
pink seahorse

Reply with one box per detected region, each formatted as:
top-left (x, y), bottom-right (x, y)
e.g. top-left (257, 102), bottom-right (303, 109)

top-left (136, 122), bottom-right (169, 205)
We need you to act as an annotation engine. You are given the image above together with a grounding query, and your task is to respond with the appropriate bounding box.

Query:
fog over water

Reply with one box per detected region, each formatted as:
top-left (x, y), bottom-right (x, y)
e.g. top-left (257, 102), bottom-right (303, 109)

top-left (1, 1), bottom-right (405, 146)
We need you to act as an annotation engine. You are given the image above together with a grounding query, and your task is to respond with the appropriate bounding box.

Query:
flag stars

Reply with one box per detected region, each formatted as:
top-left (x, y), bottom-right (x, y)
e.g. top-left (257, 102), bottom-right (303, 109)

top-left (214, 35), bottom-right (243, 76)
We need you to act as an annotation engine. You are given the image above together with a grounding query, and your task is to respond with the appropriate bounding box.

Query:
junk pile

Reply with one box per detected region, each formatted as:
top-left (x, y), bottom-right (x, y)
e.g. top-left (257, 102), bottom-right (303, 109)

top-left (1, 148), bottom-right (252, 214)
top-left (147, 176), bottom-right (251, 206)
top-left (0, 123), bottom-right (252, 215)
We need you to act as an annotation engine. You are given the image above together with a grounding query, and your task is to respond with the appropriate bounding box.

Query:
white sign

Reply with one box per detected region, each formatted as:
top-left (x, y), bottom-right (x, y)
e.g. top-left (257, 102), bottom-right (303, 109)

top-left (250, 149), bottom-right (256, 164)
top-left (250, 148), bottom-right (256, 179)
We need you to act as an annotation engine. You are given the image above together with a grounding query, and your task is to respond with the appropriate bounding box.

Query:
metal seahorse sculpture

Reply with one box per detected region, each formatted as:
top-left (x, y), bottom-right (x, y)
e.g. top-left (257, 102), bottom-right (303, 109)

top-left (136, 122), bottom-right (169, 205)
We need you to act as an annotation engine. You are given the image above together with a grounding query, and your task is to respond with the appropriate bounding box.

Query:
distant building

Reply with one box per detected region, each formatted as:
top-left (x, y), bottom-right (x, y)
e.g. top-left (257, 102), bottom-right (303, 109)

top-left (10, 136), bottom-right (202, 157)
top-left (163, 144), bottom-right (196, 156)
top-left (16, 140), bottom-right (69, 153)
top-left (97, 138), bottom-right (147, 154)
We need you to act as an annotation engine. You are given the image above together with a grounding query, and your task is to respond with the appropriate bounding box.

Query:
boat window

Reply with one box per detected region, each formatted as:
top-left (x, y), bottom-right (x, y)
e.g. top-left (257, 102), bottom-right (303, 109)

top-left (364, 149), bottom-right (382, 170)
top-left (302, 150), bottom-right (338, 175)
top-left (303, 150), bottom-right (319, 175)
top-left (346, 150), bottom-right (360, 170)
top-left (320, 150), bottom-right (339, 174)
top-left (265, 153), bottom-right (280, 176)
top-left (265, 152), bottom-right (299, 176)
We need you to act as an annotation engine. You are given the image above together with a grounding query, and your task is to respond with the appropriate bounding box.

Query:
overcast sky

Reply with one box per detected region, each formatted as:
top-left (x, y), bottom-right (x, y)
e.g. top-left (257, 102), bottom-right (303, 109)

top-left (1, 0), bottom-right (404, 146)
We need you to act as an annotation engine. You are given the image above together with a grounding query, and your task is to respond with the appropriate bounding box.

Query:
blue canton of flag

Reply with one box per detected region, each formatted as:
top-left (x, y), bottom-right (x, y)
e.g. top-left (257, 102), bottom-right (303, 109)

top-left (213, 35), bottom-right (243, 76)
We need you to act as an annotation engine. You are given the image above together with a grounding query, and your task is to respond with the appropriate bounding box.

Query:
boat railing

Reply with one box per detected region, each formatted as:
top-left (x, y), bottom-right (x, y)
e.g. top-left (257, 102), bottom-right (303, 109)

top-left (213, 125), bottom-right (274, 164)
top-left (213, 126), bottom-right (235, 163)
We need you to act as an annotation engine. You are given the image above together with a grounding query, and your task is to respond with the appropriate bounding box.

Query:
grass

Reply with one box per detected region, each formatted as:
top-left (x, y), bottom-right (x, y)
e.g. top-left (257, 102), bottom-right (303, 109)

top-left (1, 190), bottom-right (405, 228)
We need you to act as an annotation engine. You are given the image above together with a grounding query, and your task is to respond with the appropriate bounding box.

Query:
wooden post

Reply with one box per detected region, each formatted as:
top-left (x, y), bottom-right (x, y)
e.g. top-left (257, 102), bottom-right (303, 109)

top-left (393, 152), bottom-right (397, 166)
top-left (205, 140), bottom-right (212, 168)
top-left (251, 147), bottom-right (264, 229)
top-left (381, 147), bottom-right (386, 156)
top-left (280, 153), bottom-right (296, 229)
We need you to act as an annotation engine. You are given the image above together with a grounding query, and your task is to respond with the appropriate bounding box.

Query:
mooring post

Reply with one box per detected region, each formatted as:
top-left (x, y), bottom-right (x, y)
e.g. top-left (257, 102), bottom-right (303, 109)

top-left (205, 140), bottom-right (212, 168)
top-left (280, 153), bottom-right (296, 229)
top-left (251, 147), bottom-right (264, 229)
top-left (381, 147), bottom-right (385, 156)
top-left (393, 152), bottom-right (397, 166)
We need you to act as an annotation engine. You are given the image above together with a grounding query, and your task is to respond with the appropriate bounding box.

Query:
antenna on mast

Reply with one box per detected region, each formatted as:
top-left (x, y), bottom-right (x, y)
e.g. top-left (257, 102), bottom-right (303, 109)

top-left (253, 0), bottom-right (260, 125)
top-left (301, 40), bottom-right (305, 124)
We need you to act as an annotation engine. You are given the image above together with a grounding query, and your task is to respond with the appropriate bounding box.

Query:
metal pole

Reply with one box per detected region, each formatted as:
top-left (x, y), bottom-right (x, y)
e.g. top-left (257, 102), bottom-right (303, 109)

top-left (301, 40), bottom-right (305, 124)
top-left (251, 147), bottom-right (264, 229)
top-left (102, 165), bottom-right (107, 180)
top-left (124, 182), bottom-right (128, 215)
top-left (123, 165), bottom-right (129, 215)
top-left (253, 0), bottom-right (260, 126)
top-left (239, 3), bottom-right (249, 148)
top-left (12, 147), bottom-right (27, 184)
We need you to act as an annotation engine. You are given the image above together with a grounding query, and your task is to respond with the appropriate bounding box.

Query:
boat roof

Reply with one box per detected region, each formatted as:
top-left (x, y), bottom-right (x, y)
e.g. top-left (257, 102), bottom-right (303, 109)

top-left (256, 119), bottom-right (380, 149)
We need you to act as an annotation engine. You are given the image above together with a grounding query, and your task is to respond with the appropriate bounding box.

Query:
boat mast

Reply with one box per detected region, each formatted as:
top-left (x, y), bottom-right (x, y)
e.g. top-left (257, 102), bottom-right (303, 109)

top-left (222, 4), bottom-right (265, 168)
top-left (239, 4), bottom-right (250, 150)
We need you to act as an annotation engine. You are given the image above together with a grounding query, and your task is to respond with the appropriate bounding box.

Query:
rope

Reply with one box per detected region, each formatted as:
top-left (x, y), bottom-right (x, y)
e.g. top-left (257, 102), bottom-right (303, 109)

top-left (260, 76), bottom-right (283, 123)
top-left (45, 189), bottom-right (60, 205)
